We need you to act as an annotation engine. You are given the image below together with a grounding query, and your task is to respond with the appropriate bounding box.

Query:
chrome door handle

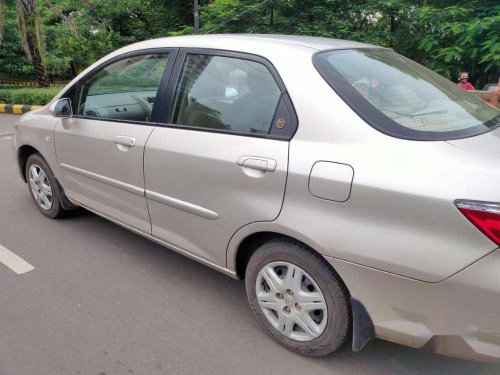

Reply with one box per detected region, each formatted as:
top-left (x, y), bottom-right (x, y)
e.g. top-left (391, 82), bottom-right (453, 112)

top-left (236, 156), bottom-right (277, 172)
top-left (114, 136), bottom-right (136, 147)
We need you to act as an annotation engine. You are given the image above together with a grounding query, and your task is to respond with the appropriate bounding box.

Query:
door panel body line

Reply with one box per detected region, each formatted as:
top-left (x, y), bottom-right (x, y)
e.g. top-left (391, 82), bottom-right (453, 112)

top-left (55, 118), bottom-right (155, 233)
top-left (60, 163), bottom-right (145, 196)
top-left (145, 190), bottom-right (219, 220)
top-left (55, 49), bottom-right (178, 234)
top-left (144, 127), bottom-right (289, 266)
top-left (67, 196), bottom-right (238, 279)
top-left (143, 48), bottom-right (293, 266)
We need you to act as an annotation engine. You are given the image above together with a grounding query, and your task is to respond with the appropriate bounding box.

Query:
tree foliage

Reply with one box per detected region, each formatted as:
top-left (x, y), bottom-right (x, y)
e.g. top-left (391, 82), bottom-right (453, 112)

top-left (414, 1), bottom-right (499, 84)
top-left (0, 0), bottom-right (498, 87)
top-left (17, 0), bottom-right (50, 86)
top-left (198, 0), bottom-right (499, 87)
top-left (0, 0), bottom-right (49, 86)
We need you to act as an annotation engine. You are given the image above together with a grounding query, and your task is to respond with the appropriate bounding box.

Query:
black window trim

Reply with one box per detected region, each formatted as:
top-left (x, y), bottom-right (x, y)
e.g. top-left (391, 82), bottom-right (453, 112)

top-left (155, 47), bottom-right (299, 141)
top-left (62, 47), bottom-right (179, 127)
top-left (313, 48), bottom-right (500, 141)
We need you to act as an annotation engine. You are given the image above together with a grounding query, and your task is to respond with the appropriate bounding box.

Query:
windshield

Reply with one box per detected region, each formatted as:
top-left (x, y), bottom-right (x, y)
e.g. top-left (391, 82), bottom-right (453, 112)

top-left (314, 49), bottom-right (499, 140)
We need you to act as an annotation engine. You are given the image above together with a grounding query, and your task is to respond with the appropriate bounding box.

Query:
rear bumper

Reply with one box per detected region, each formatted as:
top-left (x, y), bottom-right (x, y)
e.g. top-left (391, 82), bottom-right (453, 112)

top-left (326, 249), bottom-right (500, 363)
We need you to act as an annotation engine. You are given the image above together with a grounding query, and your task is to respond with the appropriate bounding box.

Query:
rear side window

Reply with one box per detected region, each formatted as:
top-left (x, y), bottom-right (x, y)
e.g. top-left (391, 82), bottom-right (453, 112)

top-left (76, 53), bottom-right (169, 122)
top-left (314, 49), bottom-right (499, 141)
top-left (170, 54), bottom-right (282, 135)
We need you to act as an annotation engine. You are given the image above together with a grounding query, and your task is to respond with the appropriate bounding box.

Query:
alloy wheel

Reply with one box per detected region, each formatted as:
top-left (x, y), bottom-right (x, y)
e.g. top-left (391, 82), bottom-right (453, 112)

top-left (29, 164), bottom-right (53, 211)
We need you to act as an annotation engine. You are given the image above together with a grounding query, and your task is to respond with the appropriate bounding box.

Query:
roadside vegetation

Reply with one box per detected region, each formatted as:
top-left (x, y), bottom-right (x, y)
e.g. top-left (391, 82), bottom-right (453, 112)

top-left (0, 85), bottom-right (62, 105)
top-left (0, 0), bottom-right (498, 92)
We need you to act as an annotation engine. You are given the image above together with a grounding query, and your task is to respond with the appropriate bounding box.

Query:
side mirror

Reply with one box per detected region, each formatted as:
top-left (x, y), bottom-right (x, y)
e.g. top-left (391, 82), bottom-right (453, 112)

top-left (49, 98), bottom-right (73, 118)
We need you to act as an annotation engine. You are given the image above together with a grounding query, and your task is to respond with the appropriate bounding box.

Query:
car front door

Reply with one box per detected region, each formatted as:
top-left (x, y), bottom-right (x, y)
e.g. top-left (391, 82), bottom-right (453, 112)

top-left (144, 50), bottom-right (297, 266)
top-left (55, 50), bottom-right (176, 233)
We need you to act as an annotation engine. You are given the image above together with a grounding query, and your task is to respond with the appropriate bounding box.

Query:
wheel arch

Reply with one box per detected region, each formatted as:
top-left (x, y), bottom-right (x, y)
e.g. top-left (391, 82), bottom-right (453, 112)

top-left (17, 144), bottom-right (42, 182)
top-left (19, 145), bottom-right (76, 211)
top-left (233, 231), bottom-right (288, 279)
top-left (229, 226), bottom-right (375, 351)
top-left (229, 226), bottom-right (345, 286)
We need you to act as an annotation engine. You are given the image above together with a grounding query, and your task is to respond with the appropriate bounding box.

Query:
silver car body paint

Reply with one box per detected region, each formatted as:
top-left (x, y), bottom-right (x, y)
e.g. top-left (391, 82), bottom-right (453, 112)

top-left (144, 127), bottom-right (289, 265)
top-left (12, 34), bottom-right (500, 362)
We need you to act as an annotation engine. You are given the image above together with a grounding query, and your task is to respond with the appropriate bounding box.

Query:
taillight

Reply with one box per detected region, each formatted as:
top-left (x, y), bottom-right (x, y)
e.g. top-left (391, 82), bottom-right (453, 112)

top-left (456, 200), bottom-right (500, 246)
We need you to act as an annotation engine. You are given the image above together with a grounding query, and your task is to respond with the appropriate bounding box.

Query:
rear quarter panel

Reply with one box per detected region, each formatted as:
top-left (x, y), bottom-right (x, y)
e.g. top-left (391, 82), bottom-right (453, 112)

top-left (228, 54), bottom-right (499, 283)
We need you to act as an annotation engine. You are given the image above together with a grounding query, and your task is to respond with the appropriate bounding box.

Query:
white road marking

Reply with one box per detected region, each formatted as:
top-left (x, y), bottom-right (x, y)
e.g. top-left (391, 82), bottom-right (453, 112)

top-left (0, 244), bottom-right (34, 274)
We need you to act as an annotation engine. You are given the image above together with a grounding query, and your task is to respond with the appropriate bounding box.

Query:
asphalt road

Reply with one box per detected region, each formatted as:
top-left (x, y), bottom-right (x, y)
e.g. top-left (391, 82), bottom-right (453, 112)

top-left (0, 114), bottom-right (18, 134)
top-left (1, 113), bottom-right (499, 375)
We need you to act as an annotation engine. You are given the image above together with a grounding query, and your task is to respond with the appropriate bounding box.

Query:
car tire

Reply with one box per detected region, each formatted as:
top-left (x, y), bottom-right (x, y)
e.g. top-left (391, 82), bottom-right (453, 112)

top-left (25, 153), bottom-right (66, 219)
top-left (245, 238), bottom-right (352, 356)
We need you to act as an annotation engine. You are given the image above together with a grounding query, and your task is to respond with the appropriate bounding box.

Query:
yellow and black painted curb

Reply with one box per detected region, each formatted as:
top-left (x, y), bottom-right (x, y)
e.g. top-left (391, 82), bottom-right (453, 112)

top-left (0, 80), bottom-right (68, 86)
top-left (0, 104), bottom-right (43, 115)
top-left (0, 80), bottom-right (40, 87)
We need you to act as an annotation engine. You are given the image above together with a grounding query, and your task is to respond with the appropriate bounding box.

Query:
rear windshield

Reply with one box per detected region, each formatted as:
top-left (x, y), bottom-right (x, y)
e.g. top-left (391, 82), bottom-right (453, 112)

top-left (314, 49), bottom-right (499, 141)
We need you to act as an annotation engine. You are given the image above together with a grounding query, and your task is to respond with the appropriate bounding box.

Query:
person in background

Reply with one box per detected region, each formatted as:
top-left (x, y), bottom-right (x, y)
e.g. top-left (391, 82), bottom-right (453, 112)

top-left (457, 72), bottom-right (475, 91)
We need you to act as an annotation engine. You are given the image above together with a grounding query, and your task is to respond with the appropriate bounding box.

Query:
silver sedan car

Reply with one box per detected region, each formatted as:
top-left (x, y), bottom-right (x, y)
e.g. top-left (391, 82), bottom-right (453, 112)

top-left (12, 35), bottom-right (500, 363)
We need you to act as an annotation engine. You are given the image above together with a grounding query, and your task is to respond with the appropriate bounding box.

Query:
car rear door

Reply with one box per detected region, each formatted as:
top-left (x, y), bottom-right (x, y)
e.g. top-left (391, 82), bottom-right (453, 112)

top-left (144, 49), bottom-right (297, 266)
top-left (55, 49), bottom-right (177, 233)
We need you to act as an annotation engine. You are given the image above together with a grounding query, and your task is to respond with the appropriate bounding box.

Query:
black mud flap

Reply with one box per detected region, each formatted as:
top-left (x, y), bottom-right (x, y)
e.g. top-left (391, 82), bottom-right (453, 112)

top-left (54, 178), bottom-right (77, 211)
top-left (351, 298), bottom-right (375, 352)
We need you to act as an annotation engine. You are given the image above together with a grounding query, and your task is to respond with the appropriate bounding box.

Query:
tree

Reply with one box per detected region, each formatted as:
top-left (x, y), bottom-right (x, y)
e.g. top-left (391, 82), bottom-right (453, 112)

top-left (40, 0), bottom-right (192, 76)
top-left (410, 0), bottom-right (500, 87)
top-left (197, 0), bottom-right (498, 87)
top-left (16, 0), bottom-right (49, 86)
top-left (0, 0), bottom-right (49, 86)
top-left (0, 0), bottom-right (497, 87)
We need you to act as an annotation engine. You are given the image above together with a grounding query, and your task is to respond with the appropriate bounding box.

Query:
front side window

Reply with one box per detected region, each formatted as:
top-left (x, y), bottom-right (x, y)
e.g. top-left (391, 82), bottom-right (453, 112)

top-left (76, 53), bottom-right (169, 122)
top-left (170, 54), bottom-right (281, 135)
top-left (314, 49), bottom-right (499, 140)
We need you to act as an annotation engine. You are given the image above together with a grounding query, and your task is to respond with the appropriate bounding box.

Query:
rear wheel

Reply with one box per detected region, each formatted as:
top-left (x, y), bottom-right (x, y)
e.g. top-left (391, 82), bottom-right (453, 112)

top-left (26, 153), bottom-right (66, 218)
top-left (245, 238), bottom-right (351, 356)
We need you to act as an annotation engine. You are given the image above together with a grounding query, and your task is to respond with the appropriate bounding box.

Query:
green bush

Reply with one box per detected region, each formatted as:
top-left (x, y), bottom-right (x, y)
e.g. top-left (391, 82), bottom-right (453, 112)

top-left (0, 86), bottom-right (63, 105)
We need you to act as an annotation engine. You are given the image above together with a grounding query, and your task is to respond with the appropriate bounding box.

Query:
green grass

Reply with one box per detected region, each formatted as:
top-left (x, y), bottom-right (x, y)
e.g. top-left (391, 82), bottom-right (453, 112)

top-left (0, 85), bottom-right (64, 105)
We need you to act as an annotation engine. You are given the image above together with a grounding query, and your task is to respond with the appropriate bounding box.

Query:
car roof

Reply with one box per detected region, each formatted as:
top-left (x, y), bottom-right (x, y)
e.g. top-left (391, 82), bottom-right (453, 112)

top-left (126, 34), bottom-right (378, 53)
top-left (55, 34), bottom-right (380, 102)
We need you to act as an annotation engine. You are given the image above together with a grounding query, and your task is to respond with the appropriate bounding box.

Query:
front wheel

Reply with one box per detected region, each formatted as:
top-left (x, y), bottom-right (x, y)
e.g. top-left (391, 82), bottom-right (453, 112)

top-left (26, 153), bottom-right (66, 218)
top-left (245, 239), bottom-right (352, 356)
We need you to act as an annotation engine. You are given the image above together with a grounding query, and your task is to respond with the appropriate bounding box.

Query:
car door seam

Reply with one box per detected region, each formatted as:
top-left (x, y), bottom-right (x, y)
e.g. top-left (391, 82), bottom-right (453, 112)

top-left (143, 126), bottom-right (157, 234)
top-left (225, 140), bottom-right (291, 268)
